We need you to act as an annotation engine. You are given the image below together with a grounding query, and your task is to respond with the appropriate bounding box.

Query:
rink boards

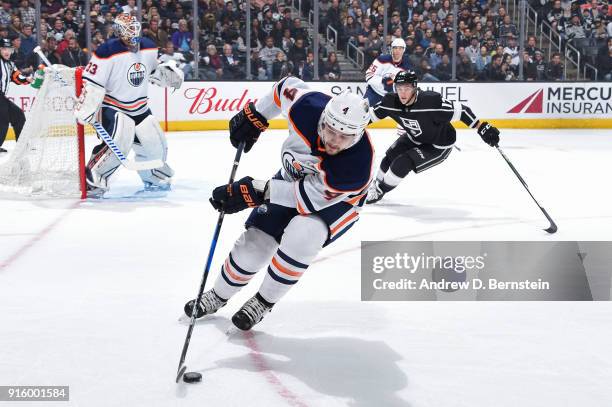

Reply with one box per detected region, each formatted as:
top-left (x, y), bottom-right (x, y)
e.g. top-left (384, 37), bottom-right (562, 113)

top-left (4, 81), bottom-right (611, 140)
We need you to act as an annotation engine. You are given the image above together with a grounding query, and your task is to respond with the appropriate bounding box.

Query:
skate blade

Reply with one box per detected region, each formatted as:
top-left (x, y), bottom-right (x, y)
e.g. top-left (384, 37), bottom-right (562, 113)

top-left (225, 324), bottom-right (240, 336)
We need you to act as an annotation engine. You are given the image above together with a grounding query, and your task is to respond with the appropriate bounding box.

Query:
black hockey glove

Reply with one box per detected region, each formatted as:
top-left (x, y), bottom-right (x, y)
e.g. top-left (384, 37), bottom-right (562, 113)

top-left (477, 121), bottom-right (500, 147)
top-left (209, 176), bottom-right (268, 214)
top-left (229, 102), bottom-right (269, 153)
top-left (382, 74), bottom-right (394, 93)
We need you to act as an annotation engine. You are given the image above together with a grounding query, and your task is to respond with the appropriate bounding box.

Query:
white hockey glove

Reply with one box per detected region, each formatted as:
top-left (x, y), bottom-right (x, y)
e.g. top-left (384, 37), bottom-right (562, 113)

top-left (74, 81), bottom-right (105, 125)
top-left (149, 60), bottom-right (184, 90)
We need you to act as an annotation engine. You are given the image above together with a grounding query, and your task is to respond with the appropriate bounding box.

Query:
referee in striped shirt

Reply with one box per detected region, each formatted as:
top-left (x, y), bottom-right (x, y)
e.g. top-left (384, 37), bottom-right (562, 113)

top-left (0, 37), bottom-right (32, 153)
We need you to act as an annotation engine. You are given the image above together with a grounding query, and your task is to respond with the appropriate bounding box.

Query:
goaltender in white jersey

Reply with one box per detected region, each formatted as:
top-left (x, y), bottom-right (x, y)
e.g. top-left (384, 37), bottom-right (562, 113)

top-left (184, 77), bottom-right (375, 331)
top-left (75, 13), bottom-right (184, 197)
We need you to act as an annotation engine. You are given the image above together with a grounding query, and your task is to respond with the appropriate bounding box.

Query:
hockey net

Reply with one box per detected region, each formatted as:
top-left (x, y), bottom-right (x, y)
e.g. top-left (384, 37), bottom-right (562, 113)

top-left (0, 65), bottom-right (86, 198)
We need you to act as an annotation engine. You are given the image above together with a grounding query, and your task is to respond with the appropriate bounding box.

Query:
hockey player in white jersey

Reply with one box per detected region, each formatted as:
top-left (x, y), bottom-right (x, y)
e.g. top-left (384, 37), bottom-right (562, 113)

top-left (74, 13), bottom-right (184, 197)
top-left (363, 38), bottom-right (411, 106)
top-left (184, 77), bottom-right (374, 331)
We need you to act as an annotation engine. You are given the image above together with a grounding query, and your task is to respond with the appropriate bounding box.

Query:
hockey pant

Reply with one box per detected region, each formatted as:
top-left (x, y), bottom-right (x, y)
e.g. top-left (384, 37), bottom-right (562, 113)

top-left (378, 128), bottom-right (454, 186)
top-left (0, 93), bottom-right (26, 146)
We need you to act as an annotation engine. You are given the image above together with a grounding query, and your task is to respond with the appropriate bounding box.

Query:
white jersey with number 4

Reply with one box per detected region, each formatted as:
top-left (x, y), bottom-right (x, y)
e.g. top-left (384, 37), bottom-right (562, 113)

top-left (255, 77), bottom-right (375, 216)
top-left (82, 37), bottom-right (158, 116)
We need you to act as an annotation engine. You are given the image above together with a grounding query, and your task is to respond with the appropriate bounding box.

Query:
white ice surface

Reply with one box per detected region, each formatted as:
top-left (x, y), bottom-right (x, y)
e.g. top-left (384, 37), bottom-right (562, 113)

top-left (1, 129), bottom-right (611, 407)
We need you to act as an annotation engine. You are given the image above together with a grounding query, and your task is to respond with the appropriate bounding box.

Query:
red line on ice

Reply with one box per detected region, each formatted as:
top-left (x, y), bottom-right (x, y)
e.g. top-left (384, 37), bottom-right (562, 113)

top-left (244, 331), bottom-right (309, 407)
top-left (0, 201), bottom-right (80, 271)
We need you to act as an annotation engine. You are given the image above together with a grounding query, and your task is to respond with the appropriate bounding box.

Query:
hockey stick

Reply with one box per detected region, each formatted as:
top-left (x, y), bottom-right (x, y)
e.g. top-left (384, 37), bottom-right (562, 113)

top-left (175, 142), bottom-right (246, 383)
top-left (33, 46), bottom-right (163, 171)
top-left (496, 146), bottom-right (558, 234)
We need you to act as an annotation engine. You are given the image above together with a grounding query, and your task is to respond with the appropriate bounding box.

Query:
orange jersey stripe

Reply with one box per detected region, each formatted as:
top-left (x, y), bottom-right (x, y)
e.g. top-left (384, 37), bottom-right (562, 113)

top-left (103, 97), bottom-right (148, 109)
top-left (271, 257), bottom-right (303, 278)
top-left (331, 211), bottom-right (359, 235)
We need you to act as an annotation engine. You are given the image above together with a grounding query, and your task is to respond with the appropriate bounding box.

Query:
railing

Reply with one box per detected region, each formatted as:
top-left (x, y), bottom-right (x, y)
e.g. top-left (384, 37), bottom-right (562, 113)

top-left (583, 63), bottom-right (598, 80)
top-left (564, 42), bottom-right (581, 80)
top-left (308, 10), bottom-right (313, 26)
top-left (526, 5), bottom-right (538, 37)
top-left (346, 41), bottom-right (365, 69)
top-left (327, 25), bottom-right (338, 51)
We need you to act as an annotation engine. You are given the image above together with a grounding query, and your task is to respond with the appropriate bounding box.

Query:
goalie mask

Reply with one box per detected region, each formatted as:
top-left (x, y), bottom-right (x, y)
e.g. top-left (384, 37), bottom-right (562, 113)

top-left (319, 90), bottom-right (370, 155)
top-left (114, 13), bottom-right (141, 47)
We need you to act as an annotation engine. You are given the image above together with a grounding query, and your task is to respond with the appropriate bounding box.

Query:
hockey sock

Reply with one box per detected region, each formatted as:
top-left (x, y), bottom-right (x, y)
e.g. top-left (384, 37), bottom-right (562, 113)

top-left (258, 215), bottom-right (327, 303)
top-left (212, 227), bottom-right (278, 300)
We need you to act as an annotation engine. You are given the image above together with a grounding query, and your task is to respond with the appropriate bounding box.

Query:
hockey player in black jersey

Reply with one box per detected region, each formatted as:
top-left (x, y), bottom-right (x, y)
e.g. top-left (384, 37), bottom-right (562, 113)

top-left (366, 70), bottom-right (501, 204)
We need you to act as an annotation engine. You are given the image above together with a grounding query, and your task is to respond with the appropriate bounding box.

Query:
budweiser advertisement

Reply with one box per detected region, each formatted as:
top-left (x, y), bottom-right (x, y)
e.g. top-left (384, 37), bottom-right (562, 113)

top-left (6, 81), bottom-right (611, 128)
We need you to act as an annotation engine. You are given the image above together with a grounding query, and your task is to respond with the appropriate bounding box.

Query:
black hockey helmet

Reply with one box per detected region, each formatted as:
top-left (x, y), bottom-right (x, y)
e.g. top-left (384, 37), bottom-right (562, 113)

top-left (394, 70), bottom-right (418, 88)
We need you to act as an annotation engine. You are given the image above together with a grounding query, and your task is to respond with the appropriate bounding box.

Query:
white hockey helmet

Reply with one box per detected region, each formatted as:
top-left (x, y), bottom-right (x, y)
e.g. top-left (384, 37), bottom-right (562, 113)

top-left (320, 90), bottom-right (370, 145)
top-left (391, 38), bottom-right (406, 49)
top-left (114, 13), bottom-right (141, 46)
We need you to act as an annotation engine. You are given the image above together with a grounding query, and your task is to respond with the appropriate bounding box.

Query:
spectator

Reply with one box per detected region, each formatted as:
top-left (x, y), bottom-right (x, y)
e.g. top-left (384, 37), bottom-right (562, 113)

top-left (260, 36), bottom-right (281, 79)
top-left (364, 29), bottom-right (383, 65)
top-left (0, 24), bottom-right (8, 41)
top-left (465, 36), bottom-right (481, 62)
top-left (503, 34), bottom-right (519, 66)
top-left (457, 54), bottom-right (476, 80)
top-left (201, 44), bottom-right (223, 80)
top-left (10, 36), bottom-right (29, 70)
top-left (291, 18), bottom-right (308, 44)
top-left (565, 15), bottom-right (587, 40)
top-left (271, 50), bottom-right (291, 79)
top-left (19, 23), bottom-right (36, 56)
top-left (524, 35), bottom-right (539, 57)
top-left (498, 15), bottom-right (518, 45)
top-left (8, 15), bottom-right (22, 39)
top-left (429, 43), bottom-right (445, 69)
top-left (327, 0), bottom-right (342, 32)
top-left (546, 52), bottom-right (564, 80)
top-left (250, 49), bottom-right (267, 80)
top-left (145, 18), bottom-right (168, 48)
top-left (0, 1), bottom-right (11, 26)
top-left (522, 51), bottom-right (537, 80)
top-left (435, 54), bottom-right (452, 80)
top-left (61, 37), bottom-right (86, 67)
top-left (280, 28), bottom-right (294, 54)
top-left (417, 58), bottom-right (439, 81)
top-left (323, 51), bottom-right (341, 80)
top-left (171, 19), bottom-right (192, 53)
top-left (43, 36), bottom-right (61, 64)
top-left (533, 50), bottom-right (547, 80)
top-left (18, 0), bottom-right (35, 27)
top-left (485, 54), bottom-right (505, 80)
top-left (221, 42), bottom-right (242, 79)
top-left (299, 51), bottom-right (315, 80)
top-left (288, 37), bottom-right (307, 67)
top-left (474, 45), bottom-right (491, 73)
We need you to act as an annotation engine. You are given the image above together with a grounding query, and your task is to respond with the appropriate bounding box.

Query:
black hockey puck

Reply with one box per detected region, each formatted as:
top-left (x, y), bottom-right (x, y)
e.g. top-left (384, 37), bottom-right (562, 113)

top-left (183, 372), bottom-right (202, 383)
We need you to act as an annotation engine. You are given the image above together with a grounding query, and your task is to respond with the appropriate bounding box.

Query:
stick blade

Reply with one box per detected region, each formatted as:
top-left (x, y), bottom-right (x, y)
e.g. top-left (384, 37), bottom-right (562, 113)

top-left (175, 365), bottom-right (187, 383)
top-left (544, 223), bottom-right (558, 234)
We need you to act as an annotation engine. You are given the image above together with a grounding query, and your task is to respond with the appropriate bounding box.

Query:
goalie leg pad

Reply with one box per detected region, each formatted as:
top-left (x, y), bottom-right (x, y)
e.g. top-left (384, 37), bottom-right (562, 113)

top-left (212, 227), bottom-right (279, 300)
top-left (133, 114), bottom-right (174, 187)
top-left (87, 109), bottom-right (136, 186)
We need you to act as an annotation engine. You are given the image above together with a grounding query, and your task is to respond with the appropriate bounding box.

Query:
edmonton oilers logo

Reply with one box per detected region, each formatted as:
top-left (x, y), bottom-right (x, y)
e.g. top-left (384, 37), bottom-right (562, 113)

top-left (127, 63), bottom-right (146, 87)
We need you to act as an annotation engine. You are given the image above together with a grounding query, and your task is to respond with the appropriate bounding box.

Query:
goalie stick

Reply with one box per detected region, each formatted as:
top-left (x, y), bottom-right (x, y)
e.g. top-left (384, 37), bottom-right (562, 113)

top-left (33, 46), bottom-right (163, 171)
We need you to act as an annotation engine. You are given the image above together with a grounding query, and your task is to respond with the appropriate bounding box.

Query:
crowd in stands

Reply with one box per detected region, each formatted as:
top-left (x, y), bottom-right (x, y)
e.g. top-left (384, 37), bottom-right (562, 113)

top-left (0, 0), bottom-right (609, 81)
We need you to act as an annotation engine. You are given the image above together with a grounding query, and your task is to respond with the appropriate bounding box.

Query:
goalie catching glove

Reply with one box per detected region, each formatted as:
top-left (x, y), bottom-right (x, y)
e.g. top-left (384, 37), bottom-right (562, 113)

top-left (477, 121), bottom-right (500, 147)
top-left (209, 176), bottom-right (269, 214)
top-left (149, 60), bottom-right (184, 90)
top-left (229, 102), bottom-right (268, 153)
